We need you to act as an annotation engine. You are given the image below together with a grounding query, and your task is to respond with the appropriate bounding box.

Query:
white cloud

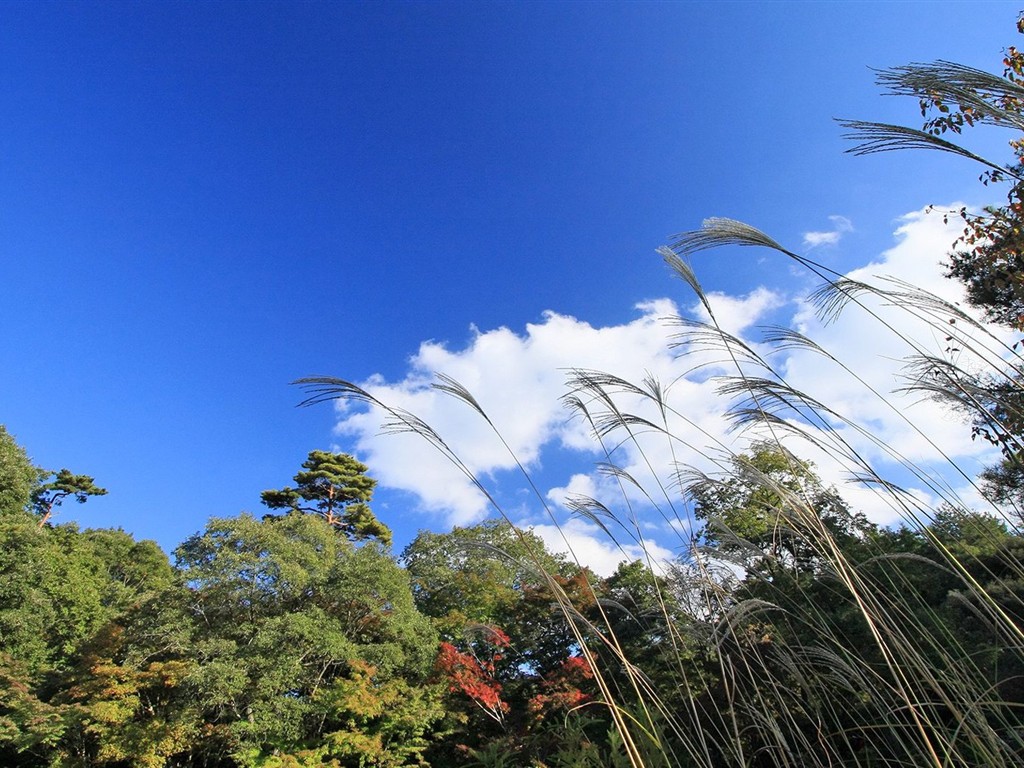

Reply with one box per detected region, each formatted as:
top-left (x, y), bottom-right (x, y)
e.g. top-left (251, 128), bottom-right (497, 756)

top-left (772, 206), bottom-right (1015, 523)
top-left (546, 473), bottom-right (600, 509)
top-left (335, 300), bottom-right (695, 527)
top-left (526, 518), bottom-right (678, 578)
top-left (803, 231), bottom-right (840, 247)
top-left (335, 290), bottom-right (783, 528)
top-left (803, 214), bottom-right (853, 248)
top-left (335, 206), bottom-right (1012, 572)
top-left (690, 286), bottom-right (786, 337)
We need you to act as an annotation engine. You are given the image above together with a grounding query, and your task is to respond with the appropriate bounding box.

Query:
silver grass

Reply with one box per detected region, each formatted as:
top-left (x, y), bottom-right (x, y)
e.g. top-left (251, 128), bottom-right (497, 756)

top-left (665, 315), bottom-right (772, 373)
top-left (298, 185), bottom-right (1024, 766)
top-left (838, 119), bottom-right (1019, 179)
top-left (875, 61), bottom-right (1024, 130)
top-left (668, 218), bottom-right (788, 257)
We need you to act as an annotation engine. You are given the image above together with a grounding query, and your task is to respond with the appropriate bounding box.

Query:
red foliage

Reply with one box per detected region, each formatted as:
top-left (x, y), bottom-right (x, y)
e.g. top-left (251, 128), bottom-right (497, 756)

top-left (527, 654), bottom-right (595, 720)
top-left (434, 626), bottom-right (511, 723)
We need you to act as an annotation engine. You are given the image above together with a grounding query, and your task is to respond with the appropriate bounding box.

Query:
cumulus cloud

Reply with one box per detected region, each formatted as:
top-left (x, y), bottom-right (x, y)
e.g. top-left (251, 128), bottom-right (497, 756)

top-left (335, 206), bottom-right (1011, 572)
top-left (546, 473), bottom-right (601, 509)
top-left (769, 206), bottom-right (1014, 521)
top-left (336, 298), bottom-right (711, 527)
top-left (689, 286), bottom-right (786, 337)
top-left (525, 518), bottom-right (678, 578)
top-left (802, 214), bottom-right (853, 248)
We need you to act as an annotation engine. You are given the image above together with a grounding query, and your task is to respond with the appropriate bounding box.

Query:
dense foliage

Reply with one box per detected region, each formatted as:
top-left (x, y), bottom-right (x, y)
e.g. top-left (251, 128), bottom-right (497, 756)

top-left (0, 438), bottom-right (676, 767)
top-left (6, 428), bottom-right (1024, 767)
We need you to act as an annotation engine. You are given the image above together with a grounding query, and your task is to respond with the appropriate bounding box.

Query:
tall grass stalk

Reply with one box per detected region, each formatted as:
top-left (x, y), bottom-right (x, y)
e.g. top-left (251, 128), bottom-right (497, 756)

top-left (298, 216), bottom-right (1024, 767)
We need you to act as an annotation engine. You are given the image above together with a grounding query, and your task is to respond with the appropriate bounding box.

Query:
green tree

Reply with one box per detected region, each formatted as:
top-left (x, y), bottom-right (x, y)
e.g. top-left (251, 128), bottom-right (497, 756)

top-left (32, 468), bottom-right (107, 527)
top-left (689, 443), bottom-right (873, 574)
top-left (175, 512), bottom-right (441, 766)
top-left (402, 519), bottom-right (571, 642)
top-left (261, 451), bottom-right (392, 545)
top-left (0, 425), bottom-right (44, 518)
top-left (596, 560), bottom-right (690, 686)
top-left (0, 523), bottom-right (170, 686)
top-left (0, 518), bottom-right (180, 767)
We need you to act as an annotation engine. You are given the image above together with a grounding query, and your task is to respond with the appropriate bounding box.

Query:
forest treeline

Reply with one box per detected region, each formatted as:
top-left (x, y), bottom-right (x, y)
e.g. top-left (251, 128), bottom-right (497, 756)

top-left (2, 431), bottom-right (1023, 768)
top-left (6, 18), bottom-right (1024, 768)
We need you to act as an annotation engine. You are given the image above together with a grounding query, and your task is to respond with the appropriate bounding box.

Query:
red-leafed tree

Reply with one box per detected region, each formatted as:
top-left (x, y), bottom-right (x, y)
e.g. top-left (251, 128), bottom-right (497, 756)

top-left (435, 626), bottom-right (510, 727)
top-left (527, 654), bottom-right (595, 722)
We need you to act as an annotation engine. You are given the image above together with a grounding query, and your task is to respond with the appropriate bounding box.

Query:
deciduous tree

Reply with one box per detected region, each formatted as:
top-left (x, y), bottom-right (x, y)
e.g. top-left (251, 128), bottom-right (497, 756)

top-left (842, 19), bottom-right (1024, 522)
top-left (0, 425), bottom-right (43, 518)
top-left (688, 443), bottom-right (872, 574)
top-left (175, 511), bottom-right (440, 765)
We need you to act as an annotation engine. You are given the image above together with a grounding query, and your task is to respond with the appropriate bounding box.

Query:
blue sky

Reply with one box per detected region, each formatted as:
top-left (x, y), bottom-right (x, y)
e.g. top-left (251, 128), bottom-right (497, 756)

top-left (2, 2), bottom-right (1021, 570)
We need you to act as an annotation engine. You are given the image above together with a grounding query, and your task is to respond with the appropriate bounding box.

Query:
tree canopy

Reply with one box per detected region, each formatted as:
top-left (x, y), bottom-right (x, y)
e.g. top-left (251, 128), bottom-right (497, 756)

top-left (32, 469), bottom-right (107, 527)
top-left (261, 450), bottom-right (392, 545)
top-left (0, 425), bottom-right (43, 518)
top-left (689, 442), bottom-right (873, 572)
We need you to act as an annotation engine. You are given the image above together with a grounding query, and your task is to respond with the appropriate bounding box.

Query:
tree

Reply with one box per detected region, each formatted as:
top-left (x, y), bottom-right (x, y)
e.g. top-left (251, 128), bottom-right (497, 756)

top-left (595, 560), bottom-right (689, 686)
top-left (403, 521), bottom-right (607, 764)
top-left (0, 520), bottom-right (181, 767)
top-left (32, 468), bottom-right (107, 527)
top-left (688, 443), bottom-right (872, 574)
top-left (402, 519), bottom-right (571, 642)
top-left (435, 627), bottom-right (512, 728)
top-left (0, 425), bottom-right (44, 518)
top-left (174, 511), bottom-right (441, 766)
top-left (261, 451), bottom-right (392, 545)
top-left (55, 621), bottom-right (198, 768)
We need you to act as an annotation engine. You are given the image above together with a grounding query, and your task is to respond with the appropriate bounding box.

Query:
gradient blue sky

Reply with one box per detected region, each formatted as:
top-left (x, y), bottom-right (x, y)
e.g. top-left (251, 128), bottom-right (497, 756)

top-left (2, 2), bottom-right (1020, 565)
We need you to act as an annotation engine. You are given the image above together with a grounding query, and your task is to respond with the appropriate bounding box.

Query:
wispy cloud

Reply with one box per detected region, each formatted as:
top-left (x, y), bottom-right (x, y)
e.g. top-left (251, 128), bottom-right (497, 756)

top-left (802, 214), bottom-right (853, 248)
top-left (335, 207), bottom-right (1008, 572)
